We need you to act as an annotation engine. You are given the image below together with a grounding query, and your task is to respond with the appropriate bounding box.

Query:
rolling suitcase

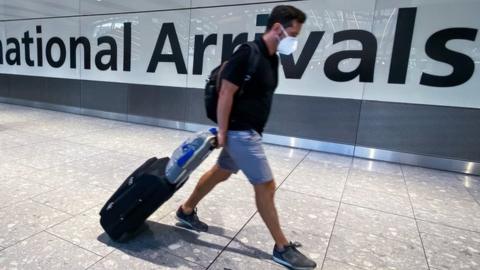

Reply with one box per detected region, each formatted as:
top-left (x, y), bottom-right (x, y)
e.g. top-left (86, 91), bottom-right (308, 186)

top-left (99, 129), bottom-right (217, 241)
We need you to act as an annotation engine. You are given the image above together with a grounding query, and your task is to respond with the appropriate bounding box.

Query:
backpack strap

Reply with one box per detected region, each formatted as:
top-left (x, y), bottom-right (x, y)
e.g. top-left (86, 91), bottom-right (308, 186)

top-left (238, 41), bottom-right (260, 95)
top-left (244, 42), bottom-right (260, 81)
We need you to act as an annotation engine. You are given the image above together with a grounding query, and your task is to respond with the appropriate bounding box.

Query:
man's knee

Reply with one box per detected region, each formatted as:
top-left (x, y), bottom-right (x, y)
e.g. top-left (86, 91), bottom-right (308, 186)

top-left (254, 179), bottom-right (276, 197)
top-left (209, 164), bottom-right (232, 182)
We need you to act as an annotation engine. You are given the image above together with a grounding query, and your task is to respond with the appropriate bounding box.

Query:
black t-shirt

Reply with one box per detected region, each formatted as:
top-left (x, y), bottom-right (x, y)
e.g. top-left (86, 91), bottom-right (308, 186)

top-left (220, 38), bottom-right (279, 134)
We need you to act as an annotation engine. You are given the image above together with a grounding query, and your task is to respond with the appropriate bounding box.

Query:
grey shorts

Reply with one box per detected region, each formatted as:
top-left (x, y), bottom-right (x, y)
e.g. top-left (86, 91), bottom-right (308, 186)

top-left (217, 130), bottom-right (274, 185)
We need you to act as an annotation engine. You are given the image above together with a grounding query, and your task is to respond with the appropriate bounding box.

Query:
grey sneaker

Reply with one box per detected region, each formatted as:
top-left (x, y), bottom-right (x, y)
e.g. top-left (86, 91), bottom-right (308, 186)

top-left (175, 206), bottom-right (208, 232)
top-left (272, 242), bottom-right (317, 269)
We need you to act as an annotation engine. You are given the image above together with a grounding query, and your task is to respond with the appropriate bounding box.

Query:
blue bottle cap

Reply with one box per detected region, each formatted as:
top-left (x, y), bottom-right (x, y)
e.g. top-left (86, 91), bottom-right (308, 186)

top-left (177, 149), bottom-right (194, 167)
top-left (209, 128), bottom-right (218, 135)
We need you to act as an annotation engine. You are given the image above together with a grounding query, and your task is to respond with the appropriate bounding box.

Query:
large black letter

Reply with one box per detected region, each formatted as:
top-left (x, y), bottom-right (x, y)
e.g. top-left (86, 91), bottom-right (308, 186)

top-left (123, 22), bottom-right (131, 71)
top-left (193, 34), bottom-right (217, 75)
top-left (6, 38), bottom-right (21, 65)
top-left (255, 14), bottom-right (269, 40)
top-left (147, 23), bottom-right (187, 74)
top-left (36, 25), bottom-right (43, 66)
top-left (221, 33), bottom-right (248, 62)
top-left (95, 36), bottom-right (117, 71)
top-left (280, 31), bottom-right (324, 79)
top-left (388, 7), bottom-right (417, 84)
top-left (46, 37), bottom-right (66, 68)
top-left (0, 40), bottom-right (3, 64)
top-left (420, 28), bottom-right (477, 87)
top-left (21, 31), bottom-right (35, 66)
top-left (70, 37), bottom-right (91, 69)
top-left (324, 30), bottom-right (377, 82)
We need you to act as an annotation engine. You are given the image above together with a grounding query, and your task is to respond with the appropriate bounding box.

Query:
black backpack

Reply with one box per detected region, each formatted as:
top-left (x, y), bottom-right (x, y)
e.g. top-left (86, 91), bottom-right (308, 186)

top-left (204, 42), bottom-right (260, 123)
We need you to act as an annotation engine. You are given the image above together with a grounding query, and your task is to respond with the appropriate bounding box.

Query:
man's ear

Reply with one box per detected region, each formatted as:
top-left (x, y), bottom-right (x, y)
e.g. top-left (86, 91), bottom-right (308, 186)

top-left (271, 22), bottom-right (285, 39)
top-left (272, 22), bottom-right (282, 33)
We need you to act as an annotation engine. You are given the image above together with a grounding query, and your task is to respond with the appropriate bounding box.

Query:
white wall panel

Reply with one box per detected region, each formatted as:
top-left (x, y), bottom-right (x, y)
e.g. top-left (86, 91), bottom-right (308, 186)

top-left (0, 0), bottom-right (479, 108)
top-left (187, 0), bottom-right (376, 100)
top-left (364, 0), bottom-right (480, 108)
top-left (2, 17), bottom-right (81, 79)
top-left (1, 0), bottom-right (79, 20)
top-left (79, 0), bottom-right (189, 16)
top-left (186, 3), bottom-right (267, 88)
top-left (79, 10), bottom-right (190, 88)
top-left (0, 0), bottom-right (5, 20)
top-left (277, 0), bottom-right (375, 99)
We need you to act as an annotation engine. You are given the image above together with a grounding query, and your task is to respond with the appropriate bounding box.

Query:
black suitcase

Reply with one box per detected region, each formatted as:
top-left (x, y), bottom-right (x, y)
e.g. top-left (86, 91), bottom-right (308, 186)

top-left (99, 157), bottom-right (185, 241)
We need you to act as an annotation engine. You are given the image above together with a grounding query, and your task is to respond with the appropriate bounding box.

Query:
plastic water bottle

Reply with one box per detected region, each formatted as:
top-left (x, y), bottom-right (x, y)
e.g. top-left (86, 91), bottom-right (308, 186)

top-left (165, 128), bottom-right (217, 184)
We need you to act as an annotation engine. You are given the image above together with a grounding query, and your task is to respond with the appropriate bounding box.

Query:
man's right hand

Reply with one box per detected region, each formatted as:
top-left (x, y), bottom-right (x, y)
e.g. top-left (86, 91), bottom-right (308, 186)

top-left (217, 132), bottom-right (226, 148)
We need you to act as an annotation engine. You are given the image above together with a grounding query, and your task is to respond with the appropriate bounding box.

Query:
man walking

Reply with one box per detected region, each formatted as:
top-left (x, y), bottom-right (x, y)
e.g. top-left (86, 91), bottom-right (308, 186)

top-left (177, 5), bottom-right (317, 269)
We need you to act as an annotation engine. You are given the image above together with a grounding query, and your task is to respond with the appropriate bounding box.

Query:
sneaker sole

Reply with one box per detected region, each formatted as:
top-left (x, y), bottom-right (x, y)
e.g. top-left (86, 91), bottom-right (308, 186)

top-left (272, 256), bottom-right (315, 270)
top-left (175, 216), bottom-right (194, 229)
top-left (175, 215), bottom-right (205, 232)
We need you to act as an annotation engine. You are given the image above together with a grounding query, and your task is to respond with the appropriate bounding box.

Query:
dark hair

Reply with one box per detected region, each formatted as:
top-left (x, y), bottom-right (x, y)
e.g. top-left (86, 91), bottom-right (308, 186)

top-left (266, 5), bottom-right (306, 31)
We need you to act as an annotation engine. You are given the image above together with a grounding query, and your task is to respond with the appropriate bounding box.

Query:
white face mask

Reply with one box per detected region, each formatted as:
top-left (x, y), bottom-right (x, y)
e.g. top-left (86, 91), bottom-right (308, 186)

top-left (277, 27), bottom-right (298, 55)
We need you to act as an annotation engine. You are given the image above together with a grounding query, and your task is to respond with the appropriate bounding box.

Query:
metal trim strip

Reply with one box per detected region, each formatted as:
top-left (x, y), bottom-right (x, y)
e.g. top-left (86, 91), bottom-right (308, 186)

top-left (1, 97), bottom-right (478, 176)
top-left (354, 146), bottom-right (480, 175)
top-left (0, 97), bottom-right (82, 114)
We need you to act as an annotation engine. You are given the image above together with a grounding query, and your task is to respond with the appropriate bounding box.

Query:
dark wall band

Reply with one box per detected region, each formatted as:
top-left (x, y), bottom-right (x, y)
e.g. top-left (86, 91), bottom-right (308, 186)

top-left (1, 74), bottom-right (479, 166)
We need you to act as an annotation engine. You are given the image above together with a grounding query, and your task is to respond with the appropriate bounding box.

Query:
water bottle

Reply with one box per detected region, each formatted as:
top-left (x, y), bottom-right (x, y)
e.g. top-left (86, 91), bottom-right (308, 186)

top-left (165, 128), bottom-right (217, 184)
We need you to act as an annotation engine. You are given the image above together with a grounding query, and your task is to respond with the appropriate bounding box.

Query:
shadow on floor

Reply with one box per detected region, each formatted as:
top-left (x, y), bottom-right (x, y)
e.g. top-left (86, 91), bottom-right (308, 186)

top-left (97, 220), bottom-right (272, 268)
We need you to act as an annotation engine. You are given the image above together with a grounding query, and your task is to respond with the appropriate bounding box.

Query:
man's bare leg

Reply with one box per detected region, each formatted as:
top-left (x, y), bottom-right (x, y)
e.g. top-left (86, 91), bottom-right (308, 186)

top-left (254, 180), bottom-right (289, 249)
top-left (181, 164), bottom-right (232, 214)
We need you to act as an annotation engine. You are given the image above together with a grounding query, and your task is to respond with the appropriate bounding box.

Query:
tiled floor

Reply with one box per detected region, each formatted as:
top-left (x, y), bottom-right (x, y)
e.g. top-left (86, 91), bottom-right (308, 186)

top-left (0, 102), bottom-right (479, 270)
